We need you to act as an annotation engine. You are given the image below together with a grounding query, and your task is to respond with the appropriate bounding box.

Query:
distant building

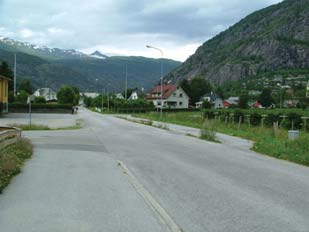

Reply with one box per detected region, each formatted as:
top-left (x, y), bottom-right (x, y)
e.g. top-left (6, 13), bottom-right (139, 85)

top-left (0, 75), bottom-right (10, 113)
top-left (223, 97), bottom-right (240, 108)
top-left (195, 92), bottom-right (223, 109)
top-left (115, 93), bottom-right (125, 99)
top-left (128, 90), bottom-right (139, 100)
top-left (146, 84), bottom-right (189, 109)
top-left (82, 92), bottom-right (99, 98)
top-left (33, 88), bottom-right (57, 102)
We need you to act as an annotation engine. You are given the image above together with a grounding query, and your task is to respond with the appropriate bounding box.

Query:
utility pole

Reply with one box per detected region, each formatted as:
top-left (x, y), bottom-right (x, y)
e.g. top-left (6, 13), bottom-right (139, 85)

top-left (146, 45), bottom-right (164, 118)
top-left (101, 88), bottom-right (103, 111)
top-left (14, 54), bottom-right (17, 96)
top-left (125, 64), bottom-right (128, 100)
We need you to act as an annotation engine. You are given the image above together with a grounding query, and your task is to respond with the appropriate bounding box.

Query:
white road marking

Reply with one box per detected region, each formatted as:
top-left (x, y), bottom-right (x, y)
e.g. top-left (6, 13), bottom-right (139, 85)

top-left (117, 161), bottom-right (184, 232)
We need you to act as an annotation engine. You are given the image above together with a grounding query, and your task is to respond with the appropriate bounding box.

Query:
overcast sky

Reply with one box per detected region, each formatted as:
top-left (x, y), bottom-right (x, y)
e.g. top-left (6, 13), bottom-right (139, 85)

top-left (0, 0), bottom-right (282, 61)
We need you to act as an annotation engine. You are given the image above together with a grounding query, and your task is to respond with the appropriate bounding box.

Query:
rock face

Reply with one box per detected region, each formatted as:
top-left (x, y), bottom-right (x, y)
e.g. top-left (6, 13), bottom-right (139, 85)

top-left (166, 0), bottom-right (309, 84)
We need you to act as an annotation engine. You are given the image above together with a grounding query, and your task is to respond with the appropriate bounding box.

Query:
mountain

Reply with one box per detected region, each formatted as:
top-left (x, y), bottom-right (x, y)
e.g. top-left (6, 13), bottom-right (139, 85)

top-left (166, 0), bottom-right (309, 85)
top-left (0, 37), bottom-right (181, 92)
top-left (90, 51), bottom-right (108, 59)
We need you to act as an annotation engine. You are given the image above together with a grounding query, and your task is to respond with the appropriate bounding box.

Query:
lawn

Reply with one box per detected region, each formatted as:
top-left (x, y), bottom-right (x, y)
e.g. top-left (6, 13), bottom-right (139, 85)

top-left (133, 111), bottom-right (309, 166)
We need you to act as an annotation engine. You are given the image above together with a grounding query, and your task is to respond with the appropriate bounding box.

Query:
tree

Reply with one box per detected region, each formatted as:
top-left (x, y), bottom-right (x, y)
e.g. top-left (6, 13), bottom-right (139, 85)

top-left (189, 77), bottom-right (212, 104)
top-left (258, 88), bottom-right (273, 107)
top-left (71, 86), bottom-right (80, 105)
top-left (57, 86), bottom-right (75, 104)
top-left (202, 99), bottom-right (213, 109)
top-left (180, 79), bottom-right (190, 96)
top-left (15, 90), bottom-right (29, 103)
top-left (239, 94), bottom-right (249, 109)
top-left (19, 79), bottom-right (33, 94)
top-left (180, 77), bottom-right (212, 104)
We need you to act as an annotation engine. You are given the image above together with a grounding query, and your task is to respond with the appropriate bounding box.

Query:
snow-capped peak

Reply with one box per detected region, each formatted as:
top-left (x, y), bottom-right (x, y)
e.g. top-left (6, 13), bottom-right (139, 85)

top-left (90, 50), bottom-right (108, 59)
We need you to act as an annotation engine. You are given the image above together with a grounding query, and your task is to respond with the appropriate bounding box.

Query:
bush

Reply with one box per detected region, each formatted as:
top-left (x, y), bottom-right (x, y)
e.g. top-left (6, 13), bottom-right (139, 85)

top-left (0, 138), bottom-right (33, 193)
top-left (200, 120), bottom-right (218, 142)
top-left (34, 96), bottom-right (46, 104)
top-left (57, 86), bottom-right (76, 104)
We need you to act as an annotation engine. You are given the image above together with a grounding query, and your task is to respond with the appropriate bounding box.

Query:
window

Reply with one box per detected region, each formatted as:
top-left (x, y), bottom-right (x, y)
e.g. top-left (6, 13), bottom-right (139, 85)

top-left (173, 93), bottom-right (176, 97)
top-left (179, 101), bottom-right (183, 106)
top-left (179, 93), bottom-right (183, 98)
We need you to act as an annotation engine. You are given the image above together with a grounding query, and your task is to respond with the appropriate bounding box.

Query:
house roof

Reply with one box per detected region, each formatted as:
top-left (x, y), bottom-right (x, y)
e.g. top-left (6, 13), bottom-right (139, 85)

top-left (146, 84), bottom-right (178, 100)
top-left (0, 75), bottom-right (11, 81)
top-left (200, 92), bottom-right (222, 102)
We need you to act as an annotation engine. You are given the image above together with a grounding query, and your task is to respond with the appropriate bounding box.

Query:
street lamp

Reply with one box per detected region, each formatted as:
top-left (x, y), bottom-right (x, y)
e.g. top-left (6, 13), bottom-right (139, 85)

top-left (146, 45), bottom-right (163, 118)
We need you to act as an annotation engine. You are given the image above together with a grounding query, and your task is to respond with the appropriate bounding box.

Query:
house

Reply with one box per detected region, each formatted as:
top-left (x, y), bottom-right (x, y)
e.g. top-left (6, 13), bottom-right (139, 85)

top-left (128, 90), bottom-right (139, 100)
top-left (0, 75), bottom-right (9, 113)
top-left (115, 93), bottom-right (125, 99)
top-left (146, 84), bottom-right (189, 109)
top-left (223, 97), bottom-right (239, 108)
top-left (195, 92), bottom-right (223, 109)
top-left (251, 101), bottom-right (262, 109)
top-left (33, 88), bottom-right (57, 102)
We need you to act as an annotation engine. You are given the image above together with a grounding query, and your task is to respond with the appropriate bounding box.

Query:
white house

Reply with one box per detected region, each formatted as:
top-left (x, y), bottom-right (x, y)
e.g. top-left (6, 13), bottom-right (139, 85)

top-left (195, 92), bottom-right (223, 109)
top-left (128, 90), bottom-right (138, 100)
top-left (115, 93), bottom-right (125, 99)
top-left (146, 84), bottom-right (189, 109)
top-left (33, 88), bottom-right (57, 102)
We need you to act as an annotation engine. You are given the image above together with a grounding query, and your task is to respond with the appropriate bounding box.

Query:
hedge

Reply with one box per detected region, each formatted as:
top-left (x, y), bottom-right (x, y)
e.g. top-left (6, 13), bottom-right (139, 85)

top-left (204, 108), bottom-right (309, 130)
top-left (8, 103), bottom-right (73, 113)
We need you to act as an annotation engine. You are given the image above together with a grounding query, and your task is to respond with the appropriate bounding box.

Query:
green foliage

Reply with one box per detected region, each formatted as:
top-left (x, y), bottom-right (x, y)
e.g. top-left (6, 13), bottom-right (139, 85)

top-left (239, 94), bottom-right (249, 109)
top-left (202, 99), bottom-right (213, 109)
top-left (18, 79), bottom-right (32, 94)
top-left (71, 86), bottom-right (80, 105)
top-left (34, 96), bottom-right (46, 104)
top-left (8, 91), bottom-right (15, 103)
top-left (259, 89), bottom-right (273, 107)
top-left (15, 90), bottom-right (28, 103)
top-left (180, 77), bottom-right (212, 103)
top-left (200, 120), bottom-right (219, 143)
top-left (0, 138), bottom-right (33, 193)
top-left (57, 86), bottom-right (76, 104)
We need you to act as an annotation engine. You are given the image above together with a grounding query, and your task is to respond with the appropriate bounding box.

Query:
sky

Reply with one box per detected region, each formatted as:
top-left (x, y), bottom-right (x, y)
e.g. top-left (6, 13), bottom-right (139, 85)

top-left (0, 0), bottom-right (282, 62)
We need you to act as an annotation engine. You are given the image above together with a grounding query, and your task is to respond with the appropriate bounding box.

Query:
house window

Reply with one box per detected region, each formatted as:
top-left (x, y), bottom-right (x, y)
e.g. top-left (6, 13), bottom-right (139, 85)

top-left (173, 93), bottom-right (176, 97)
top-left (179, 93), bottom-right (183, 98)
top-left (179, 101), bottom-right (183, 106)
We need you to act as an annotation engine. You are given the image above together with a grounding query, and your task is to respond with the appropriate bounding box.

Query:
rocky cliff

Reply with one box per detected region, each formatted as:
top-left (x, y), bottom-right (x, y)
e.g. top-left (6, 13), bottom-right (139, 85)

top-left (166, 0), bottom-right (309, 84)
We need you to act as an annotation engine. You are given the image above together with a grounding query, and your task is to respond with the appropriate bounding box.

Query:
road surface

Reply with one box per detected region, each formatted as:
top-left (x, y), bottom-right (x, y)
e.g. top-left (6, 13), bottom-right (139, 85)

top-left (0, 108), bottom-right (308, 232)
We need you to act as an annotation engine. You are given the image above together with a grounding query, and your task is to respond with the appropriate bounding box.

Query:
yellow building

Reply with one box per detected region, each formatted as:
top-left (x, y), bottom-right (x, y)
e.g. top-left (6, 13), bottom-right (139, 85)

top-left (0, 75), bottom-right (10, 113)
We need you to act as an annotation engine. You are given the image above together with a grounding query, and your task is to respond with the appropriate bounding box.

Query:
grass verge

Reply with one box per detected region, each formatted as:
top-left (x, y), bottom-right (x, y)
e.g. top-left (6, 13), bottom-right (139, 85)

top-left (9, 119), bottom-right (83, 131)
top-left (133, 112), bottom-right (309, 166)
top-left (0, 138), bottom-right (33, 193)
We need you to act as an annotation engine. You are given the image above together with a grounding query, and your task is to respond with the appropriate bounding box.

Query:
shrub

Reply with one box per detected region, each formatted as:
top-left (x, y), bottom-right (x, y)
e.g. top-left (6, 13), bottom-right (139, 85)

top-left (200, 120), bottom-right (218, 142)
top-left (34, 96), bottom-right (46, 104)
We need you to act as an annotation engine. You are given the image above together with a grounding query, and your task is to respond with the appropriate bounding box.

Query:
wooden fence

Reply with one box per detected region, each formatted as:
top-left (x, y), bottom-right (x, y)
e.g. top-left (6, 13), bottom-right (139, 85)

top-left (0, 127), bottom-right (22, 150)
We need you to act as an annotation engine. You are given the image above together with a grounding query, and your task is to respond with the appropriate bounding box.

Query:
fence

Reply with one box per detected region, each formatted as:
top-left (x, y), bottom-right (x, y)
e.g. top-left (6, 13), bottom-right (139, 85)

top-left (0, 127), bottom-right (22, 150)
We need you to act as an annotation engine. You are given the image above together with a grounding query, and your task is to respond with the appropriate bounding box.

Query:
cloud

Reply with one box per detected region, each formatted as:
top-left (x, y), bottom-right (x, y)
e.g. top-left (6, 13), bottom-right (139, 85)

top-left (0, 0), bottom-right (282, 61)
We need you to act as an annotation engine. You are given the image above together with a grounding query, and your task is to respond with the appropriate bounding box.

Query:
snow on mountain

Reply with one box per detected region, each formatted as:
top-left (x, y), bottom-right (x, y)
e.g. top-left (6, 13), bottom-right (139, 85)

top-left (0, 36), bottom-right (88, 59)
top-left (90, 50), bottom-right (108, 59)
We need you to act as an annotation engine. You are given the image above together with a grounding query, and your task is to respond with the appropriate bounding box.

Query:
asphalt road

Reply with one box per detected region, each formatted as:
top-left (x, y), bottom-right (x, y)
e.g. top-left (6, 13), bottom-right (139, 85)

top-left (0, 108), bottom-right (309, 232)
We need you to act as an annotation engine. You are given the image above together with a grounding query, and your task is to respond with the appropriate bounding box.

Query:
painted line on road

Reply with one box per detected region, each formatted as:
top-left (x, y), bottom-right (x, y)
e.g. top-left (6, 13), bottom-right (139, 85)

top-left (117, 160), bottom-right (184, 232)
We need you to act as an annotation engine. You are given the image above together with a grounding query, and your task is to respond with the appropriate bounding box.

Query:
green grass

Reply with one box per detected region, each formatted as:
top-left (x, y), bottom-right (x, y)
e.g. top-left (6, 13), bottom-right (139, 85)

top-left (133, 112), bottom-right (309, 166)
top-left (9, 119), bottom-right (83, 131)
top-left (0, 138), bottom-right (33, 193)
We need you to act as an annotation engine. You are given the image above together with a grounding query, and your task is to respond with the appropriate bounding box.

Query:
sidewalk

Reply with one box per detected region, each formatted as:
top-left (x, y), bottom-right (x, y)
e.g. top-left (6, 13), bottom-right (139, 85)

top-left (123, 115), bottom-right (253, 152)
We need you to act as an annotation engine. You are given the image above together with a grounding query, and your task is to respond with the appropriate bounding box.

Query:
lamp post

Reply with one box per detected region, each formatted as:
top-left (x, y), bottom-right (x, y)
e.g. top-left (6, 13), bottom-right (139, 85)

top-left (146, 45), bottom-right (163, 118)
